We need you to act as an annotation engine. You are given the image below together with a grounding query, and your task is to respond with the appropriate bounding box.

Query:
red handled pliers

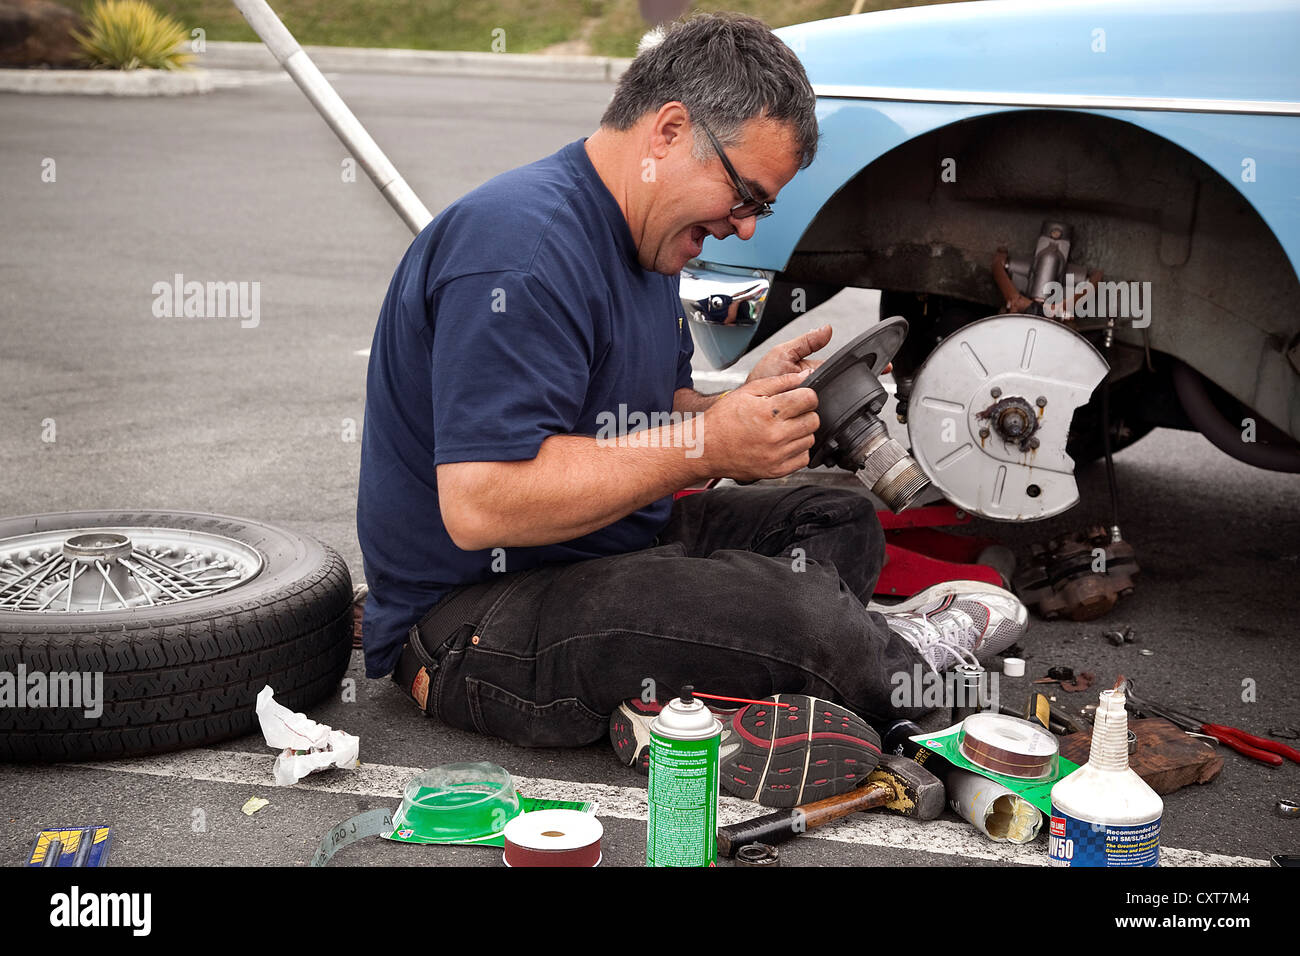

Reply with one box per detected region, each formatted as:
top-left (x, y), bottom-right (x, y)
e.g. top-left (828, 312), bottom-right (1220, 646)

top-left (1122, 681), bottom-right (1300, 767)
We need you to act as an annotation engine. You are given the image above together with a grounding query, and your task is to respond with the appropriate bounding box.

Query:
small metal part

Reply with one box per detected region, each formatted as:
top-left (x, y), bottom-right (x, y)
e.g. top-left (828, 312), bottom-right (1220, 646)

top-left (1035, 396), bottom-right (1047, 407)
top-left (991, 386), bottom-right (1002, 398)
top-left (1104, 630), bottom-right (1126, 646)
top-left (1277, 800), bottom-right (1300, 820)
top-left (734, 843), bottom-right (780, 867)
top-left (1127, 730), bottom-right (1138, 755)
top-left (952, 664), bottom-right (986, 723)
top-left (1139, 649), bottom-right (1154, 656)
top-left (1060, 670), bottom-right (1096, 693)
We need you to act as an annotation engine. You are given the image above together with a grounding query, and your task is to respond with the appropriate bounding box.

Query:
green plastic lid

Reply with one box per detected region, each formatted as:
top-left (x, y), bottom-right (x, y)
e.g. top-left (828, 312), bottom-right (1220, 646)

top-left (389, 761), bottom-right (522, 843)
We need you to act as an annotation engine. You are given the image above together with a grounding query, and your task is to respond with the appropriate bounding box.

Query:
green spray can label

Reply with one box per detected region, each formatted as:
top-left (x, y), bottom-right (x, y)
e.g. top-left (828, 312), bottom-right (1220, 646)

top-left (646, 686), bottom-right (722, 867)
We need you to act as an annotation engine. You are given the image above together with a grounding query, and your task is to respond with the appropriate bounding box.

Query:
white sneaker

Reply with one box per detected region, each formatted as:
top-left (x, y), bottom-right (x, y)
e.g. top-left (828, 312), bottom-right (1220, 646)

top-left (880, 580), bottom-right (1028, 673)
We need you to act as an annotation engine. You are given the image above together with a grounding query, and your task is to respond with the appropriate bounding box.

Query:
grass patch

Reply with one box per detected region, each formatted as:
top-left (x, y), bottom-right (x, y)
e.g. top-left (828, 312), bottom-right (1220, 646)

top-left (53, 0), bottom-right (962, 56)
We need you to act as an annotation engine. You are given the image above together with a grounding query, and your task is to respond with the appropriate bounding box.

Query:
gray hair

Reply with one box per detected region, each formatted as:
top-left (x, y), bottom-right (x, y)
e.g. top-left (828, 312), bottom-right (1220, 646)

top-left (601, 13), bottom-right (819, 170)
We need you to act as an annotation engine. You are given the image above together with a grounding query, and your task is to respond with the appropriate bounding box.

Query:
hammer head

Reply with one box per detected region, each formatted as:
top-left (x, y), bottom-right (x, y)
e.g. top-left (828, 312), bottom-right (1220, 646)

top-left (867, 753), bottom-right (946, 821)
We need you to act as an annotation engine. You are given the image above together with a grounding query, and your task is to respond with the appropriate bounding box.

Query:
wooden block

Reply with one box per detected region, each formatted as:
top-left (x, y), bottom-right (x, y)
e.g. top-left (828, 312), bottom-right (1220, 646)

top-left (1057, 718), bottom-right (1223, 795)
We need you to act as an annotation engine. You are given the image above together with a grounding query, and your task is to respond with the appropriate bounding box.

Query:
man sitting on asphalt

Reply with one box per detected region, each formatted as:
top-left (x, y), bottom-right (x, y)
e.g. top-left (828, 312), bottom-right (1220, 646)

top-left (357, 13), bottom-right (1027, 808)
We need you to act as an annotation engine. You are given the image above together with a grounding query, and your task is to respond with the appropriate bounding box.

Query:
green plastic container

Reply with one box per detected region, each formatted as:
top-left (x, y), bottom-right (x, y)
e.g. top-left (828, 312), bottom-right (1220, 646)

top-left (390, 761), bottom-right (522, 843)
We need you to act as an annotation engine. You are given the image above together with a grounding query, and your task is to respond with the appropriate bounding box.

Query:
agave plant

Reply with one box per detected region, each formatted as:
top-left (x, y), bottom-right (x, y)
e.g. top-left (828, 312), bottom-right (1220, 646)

top-left (73, 0), bottom-right (194, 71)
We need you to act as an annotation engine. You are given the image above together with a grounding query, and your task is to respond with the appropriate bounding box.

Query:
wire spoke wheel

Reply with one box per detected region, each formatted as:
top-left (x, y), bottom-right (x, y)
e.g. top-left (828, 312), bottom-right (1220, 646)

top-left (0, 510), bottom-right (353, 762)
top-left (0, 527), bottom-right (263, 613)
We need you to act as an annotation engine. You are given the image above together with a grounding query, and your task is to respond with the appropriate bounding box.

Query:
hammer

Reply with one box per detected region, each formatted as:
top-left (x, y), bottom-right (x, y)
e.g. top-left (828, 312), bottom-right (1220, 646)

top-left (716, 753), bottom-right (945, 858)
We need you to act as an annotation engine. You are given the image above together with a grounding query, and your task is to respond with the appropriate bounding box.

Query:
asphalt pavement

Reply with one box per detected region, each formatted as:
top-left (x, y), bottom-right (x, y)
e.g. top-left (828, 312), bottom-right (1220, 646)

top-left (1, 72), bottom-right (1298, 870)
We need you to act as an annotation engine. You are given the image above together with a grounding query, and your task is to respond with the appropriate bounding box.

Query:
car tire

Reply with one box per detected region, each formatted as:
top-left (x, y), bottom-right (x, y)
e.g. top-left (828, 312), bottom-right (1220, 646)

top-left (0, 510), bottom-right (353, 762)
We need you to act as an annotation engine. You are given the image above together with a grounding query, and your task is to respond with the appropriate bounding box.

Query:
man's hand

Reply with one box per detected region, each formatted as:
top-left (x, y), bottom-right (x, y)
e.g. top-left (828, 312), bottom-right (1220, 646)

top-left (699, 370), bottom-right (819, 481)
top-left (744, 324), bottom-right (833, 384)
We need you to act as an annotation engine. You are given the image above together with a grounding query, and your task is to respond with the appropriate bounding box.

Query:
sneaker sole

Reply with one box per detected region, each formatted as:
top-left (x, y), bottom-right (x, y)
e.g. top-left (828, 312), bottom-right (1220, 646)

top-left (609, 700), bottom-right (655, 774)
top-left (720, 694), bottom-right (882, 808)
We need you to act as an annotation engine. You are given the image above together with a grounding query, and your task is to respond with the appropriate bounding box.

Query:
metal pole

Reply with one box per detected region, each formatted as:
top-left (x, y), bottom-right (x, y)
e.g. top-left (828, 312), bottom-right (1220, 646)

top-left (230, 0), bottom-right (433, 235)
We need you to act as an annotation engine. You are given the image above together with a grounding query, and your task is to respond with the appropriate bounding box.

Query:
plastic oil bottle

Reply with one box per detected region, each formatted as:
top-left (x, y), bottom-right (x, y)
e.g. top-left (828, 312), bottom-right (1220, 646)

top-left (1047, 685), bottom-right (1162, 866)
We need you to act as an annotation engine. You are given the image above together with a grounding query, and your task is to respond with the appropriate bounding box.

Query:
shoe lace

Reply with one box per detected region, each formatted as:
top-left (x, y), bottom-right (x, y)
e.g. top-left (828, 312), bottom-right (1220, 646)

top-left (921, 615), bottom-right (981, 671)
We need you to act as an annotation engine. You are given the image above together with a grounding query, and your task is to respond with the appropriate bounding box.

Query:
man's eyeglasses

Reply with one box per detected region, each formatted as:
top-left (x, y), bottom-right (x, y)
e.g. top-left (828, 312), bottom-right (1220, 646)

top-left (696, 120), bottom-right (774, 221)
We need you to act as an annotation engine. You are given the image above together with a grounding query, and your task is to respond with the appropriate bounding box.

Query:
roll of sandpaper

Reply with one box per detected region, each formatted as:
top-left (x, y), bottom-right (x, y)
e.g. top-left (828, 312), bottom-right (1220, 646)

top-left (959, 713), bottom-right (1058, 779)
top-left (502, 810), bottom-right (602, 867)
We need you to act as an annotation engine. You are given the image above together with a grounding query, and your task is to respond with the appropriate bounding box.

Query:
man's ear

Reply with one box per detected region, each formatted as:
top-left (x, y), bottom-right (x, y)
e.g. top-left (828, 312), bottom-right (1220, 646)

top-left (648, 101), bottom-right (690, 159)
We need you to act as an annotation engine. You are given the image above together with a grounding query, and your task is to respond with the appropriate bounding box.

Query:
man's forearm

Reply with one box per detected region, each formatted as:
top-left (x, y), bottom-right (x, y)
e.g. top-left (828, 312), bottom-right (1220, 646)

top-left (438, 426), bottom-right (711, 550)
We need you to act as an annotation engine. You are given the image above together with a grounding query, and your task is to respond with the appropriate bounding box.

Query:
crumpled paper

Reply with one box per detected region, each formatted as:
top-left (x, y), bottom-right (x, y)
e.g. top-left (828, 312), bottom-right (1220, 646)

top-left (255, 685), bottom-right (359, 786)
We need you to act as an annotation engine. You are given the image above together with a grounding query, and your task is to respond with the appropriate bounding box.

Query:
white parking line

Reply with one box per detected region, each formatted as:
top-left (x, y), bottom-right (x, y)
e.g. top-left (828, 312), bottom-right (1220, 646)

top-left (64, 749), bottom-right (1267, 867)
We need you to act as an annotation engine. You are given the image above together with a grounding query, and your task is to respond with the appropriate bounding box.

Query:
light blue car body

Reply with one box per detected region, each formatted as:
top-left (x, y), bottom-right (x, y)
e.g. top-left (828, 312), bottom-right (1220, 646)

top-left (707, 0), bottom-right (1300, 277)
top-left (689, 0), bottom-right (1300, 442)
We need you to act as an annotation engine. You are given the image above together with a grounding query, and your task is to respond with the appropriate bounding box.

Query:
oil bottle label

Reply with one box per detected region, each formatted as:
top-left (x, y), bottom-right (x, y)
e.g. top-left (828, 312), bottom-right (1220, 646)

top-left (646, 733), bottom-right (718, 867)
top-left (1047, 806), bottom-right (1160, 867)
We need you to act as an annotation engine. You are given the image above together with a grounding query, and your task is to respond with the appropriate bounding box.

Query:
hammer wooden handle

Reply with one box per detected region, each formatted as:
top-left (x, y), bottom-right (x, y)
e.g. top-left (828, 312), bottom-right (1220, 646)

top-left (717, 782), bottom-right (893, 857)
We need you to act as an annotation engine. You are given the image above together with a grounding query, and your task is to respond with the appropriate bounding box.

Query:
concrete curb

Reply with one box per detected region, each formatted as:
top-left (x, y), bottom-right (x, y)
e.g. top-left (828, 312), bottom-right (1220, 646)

top-left (0, 67), bottom-right (215, 96)
top-left (198, 40), bottom-right (633, 82)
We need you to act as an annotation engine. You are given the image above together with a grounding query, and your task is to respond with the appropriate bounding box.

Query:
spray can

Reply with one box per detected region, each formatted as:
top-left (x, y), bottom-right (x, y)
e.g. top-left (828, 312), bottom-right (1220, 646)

top-left (646, 685), bottom-right (722, 867)
top-left (1048, 686), bottom-right (1162, 866)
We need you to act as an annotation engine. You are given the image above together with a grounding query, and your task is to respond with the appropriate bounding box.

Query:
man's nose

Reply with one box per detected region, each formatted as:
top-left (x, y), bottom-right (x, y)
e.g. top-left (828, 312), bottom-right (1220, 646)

top-left (730, 214), bottom-right (758, 241)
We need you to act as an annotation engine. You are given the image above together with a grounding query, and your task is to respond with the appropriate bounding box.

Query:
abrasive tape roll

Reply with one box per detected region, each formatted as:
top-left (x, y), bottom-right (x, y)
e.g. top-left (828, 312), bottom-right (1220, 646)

top-left (502, 810), bottom-right (603, 867)
top-left (958, 713), bottom-right (1059, 779)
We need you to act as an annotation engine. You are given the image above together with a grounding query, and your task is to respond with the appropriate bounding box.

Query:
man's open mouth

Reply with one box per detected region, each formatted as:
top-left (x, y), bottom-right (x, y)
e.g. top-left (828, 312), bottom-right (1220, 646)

top-left (688, 225), bottom-right (708, 257)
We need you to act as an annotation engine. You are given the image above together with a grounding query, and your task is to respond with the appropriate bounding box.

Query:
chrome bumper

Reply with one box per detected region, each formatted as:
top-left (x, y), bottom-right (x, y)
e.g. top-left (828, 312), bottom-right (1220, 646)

top-left (679, 262), bottom-right (774, 369)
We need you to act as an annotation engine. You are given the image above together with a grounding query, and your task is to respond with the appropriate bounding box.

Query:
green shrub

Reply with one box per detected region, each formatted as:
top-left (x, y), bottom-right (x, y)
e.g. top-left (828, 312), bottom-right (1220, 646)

top-left (73, 0), bottom-right (193, 70)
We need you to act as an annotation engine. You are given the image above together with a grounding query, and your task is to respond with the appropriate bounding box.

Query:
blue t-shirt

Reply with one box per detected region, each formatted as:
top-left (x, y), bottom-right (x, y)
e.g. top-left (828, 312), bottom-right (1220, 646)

top-left (357, 138), bottom-right (694, 678)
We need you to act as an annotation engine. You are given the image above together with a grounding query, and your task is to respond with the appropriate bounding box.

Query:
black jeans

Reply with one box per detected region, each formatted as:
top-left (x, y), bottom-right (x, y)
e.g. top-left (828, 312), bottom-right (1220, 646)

top-left (402, 484), bottom-right (927, 747)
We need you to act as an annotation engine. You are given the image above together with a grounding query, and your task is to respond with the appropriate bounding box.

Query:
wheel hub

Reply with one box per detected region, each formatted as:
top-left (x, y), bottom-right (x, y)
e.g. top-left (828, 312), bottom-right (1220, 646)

top-left (0, 527), bottom-right (263, 613)
top-left (982, 396), bottom-right (1041, 450)
top-left (62, 532), bottom-right (133, 563)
